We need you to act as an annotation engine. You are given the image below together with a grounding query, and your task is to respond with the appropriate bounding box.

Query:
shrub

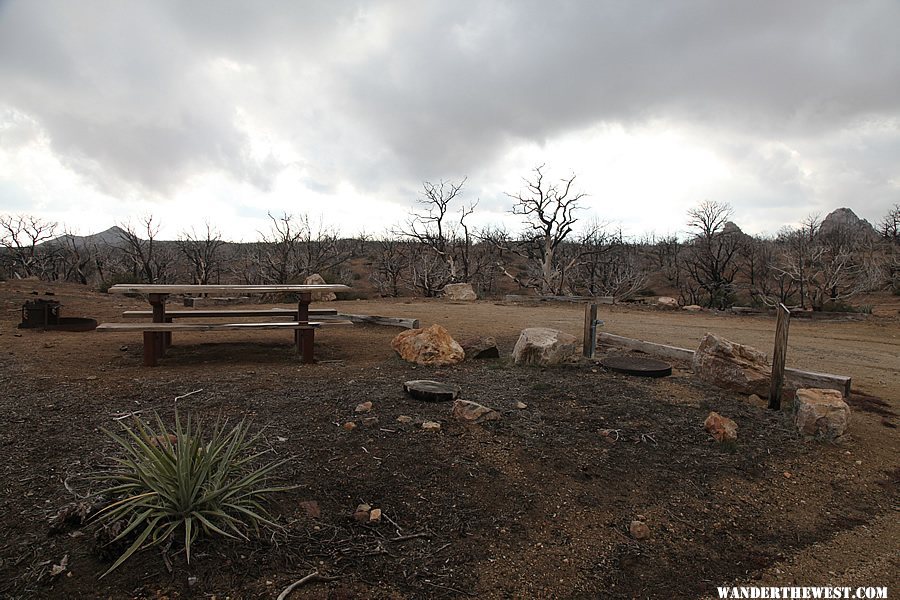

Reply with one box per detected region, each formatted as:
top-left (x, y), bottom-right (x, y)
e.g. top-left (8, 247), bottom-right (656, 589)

top-left (92, 411), bottom-right (292, 577)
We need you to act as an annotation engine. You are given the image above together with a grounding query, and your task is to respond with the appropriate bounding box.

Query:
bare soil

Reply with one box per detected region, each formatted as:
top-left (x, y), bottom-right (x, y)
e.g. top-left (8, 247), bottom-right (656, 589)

top-left (1, 280), bottom-right (897, 599)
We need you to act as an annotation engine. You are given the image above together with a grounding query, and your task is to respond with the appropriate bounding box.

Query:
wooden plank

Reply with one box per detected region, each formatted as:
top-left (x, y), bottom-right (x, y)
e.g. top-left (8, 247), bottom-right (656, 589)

top-left (108, 284), bottom-right (349, 294)
top-left (583, 303), bottom-right (598, 358)
top-left (505, 294), bottom-right (614, 304)
top-left (597, 332), bottom-right (851, 396)
top-left (333, 313), bottom-right (420, 329)
top-left (97, 321), bottom-right (337, 332)
top-left (122, 308), bottom-right (338, 318)
top-left (768, 304), bottom-right (791, 410)
top-left (598, 332), bottom-right (695, 362)
top-left (783, 368), bottom-right (852, 398)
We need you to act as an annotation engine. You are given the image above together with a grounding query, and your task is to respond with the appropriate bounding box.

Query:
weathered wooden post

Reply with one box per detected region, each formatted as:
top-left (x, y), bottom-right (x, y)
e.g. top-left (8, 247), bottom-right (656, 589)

top-left (583, 303), bottom-right (600, 358)
top-left (768, 303), bottom-right (791, 410)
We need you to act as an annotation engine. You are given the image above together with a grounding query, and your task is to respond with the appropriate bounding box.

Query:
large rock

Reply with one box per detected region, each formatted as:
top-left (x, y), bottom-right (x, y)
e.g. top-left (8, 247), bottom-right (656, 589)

top-left (391, 324), bottom-right (465, 366)
top-left (795, 388), bottom-right (851, 440)
top-left (512, 327), bottom-right (578, 366)
top-left (458, 336), bottom-right (500, 359)
top-left (442, 283), bottom-right (477, 301)
top-left (657, 296), bottom-right (678, 308)
top-left (451, 400), bottom-right (501, 423)
top-left (692, 333), bottom-right (770, 397)
top-left (704, 412), bottom-right (738, 443)
top-left (304, 273), bottom-right (336, 301)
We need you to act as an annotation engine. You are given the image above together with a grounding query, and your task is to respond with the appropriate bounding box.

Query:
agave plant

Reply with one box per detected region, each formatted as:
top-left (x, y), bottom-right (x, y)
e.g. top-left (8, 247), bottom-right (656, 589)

top-left (92, 411), bottom-right (292, 577)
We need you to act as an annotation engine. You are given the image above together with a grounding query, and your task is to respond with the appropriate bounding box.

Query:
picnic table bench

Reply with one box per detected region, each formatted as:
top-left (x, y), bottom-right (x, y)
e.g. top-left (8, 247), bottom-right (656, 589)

top-left (100, 284), bottom-right (351, 366)
top-left (121, 308), bottom-right (339, 319)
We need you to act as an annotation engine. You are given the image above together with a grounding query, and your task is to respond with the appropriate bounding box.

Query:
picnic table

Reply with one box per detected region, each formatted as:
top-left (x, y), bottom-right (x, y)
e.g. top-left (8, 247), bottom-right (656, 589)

top-left (99, 284), bottom-right (351, 366)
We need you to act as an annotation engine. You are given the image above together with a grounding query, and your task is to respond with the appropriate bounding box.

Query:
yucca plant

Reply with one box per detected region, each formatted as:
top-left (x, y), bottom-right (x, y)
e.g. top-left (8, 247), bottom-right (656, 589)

top-left (92, 411), bottom-right (292, 577)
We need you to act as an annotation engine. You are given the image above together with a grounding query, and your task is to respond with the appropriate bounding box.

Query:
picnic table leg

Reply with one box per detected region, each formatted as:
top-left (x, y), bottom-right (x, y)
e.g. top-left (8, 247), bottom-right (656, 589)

top-left (297, 292), bottom-right (314, 363)
top-left (143, 332), bottom-right (158, 367)
top-left (149, 293), bottom-right (168, 357)
top-left (299, 329), bottom-right (315, 364)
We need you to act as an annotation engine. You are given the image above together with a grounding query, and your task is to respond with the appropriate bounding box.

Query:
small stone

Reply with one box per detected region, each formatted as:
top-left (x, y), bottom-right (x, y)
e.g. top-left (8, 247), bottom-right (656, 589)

top-left (452, 399), bottom-right (501, 423)
top-left (629, 520), bottom-right (651, 540)
top-left (369, 508), bottom-right (382, 522)
top-left (343, 421), bottom-right (357, 431)
top-left (704, 412), bottom-right (738, 443)
top-left (352, 504), bottom-right (371, 522)
top-left (682, 304), bottom-right (703, 311)
top-left (86, 375), bottom-right (97, 380)
top-left (119, 345), bottom-right (129, 351)
top-left (299, 500), bottom-right (320, 519)
top-left (149, 434), bottom-right (178, 447)
top-left (396, 415), bottom-right (413, 424)
top-left (783, 471), bottom-right (792, 479)
top-left (362, 416), bottom-right (379, 427)
top-left (422, 421), bottom-right (441, 431)
top-left (516, 401), bottom-right (527, 409)
top-left (355, 401), bottom-right (373, 413)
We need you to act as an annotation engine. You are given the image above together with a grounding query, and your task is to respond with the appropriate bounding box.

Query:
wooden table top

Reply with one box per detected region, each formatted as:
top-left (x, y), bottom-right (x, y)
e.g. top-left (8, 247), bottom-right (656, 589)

top-left (107, 284), bottom-right (350, 294)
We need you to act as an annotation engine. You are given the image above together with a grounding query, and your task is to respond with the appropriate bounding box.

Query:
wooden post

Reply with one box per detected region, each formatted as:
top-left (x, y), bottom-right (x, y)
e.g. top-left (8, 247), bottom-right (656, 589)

top-left (768, 303), bottom-right (791, 410)
top-left (583, 303), bottom-right (598, 358)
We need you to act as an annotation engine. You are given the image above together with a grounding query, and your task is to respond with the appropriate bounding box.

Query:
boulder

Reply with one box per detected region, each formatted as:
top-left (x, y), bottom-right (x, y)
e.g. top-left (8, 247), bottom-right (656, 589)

top-left (704, 412), bottom-right (738, 443)
top-left (403, 380), bottom-right (461, 402)
top-left (795, 388), bottom-right (851, 440)
top-left (458, 336), bottom-right (500, 359)
top-left (304, 273), bottom-right (337, 301)
top-left (511, 327), bottom-right (578, 366)
top-left (692, 333), bottom-right (770, 397)
top-left (657, 296), bottom-right (678, 307)
top-left (441, 283), bottom-right (477, 301)
top-left (391, 324), bottom-right (465, 366)
top-left (451, 399), bottom-right (501, 423)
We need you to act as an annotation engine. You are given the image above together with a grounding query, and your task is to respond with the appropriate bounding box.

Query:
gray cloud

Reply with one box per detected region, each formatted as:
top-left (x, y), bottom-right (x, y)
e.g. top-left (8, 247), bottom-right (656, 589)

top-left (0, 0), bottom-right (898, 229)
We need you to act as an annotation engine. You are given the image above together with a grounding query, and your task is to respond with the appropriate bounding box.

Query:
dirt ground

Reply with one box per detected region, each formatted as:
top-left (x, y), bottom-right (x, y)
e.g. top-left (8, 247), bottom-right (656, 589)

top-left (0, 280), bottom-right (897, 599)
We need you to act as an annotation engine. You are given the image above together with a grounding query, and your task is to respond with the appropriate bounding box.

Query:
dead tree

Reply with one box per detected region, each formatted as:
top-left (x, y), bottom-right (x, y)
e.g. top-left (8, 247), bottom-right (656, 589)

top-left (176, 223), bottom-right (226, 285)
top-left (682, 201), bottom-right (741, 309)
top-left (370, 236), bottom-right (409, 297)
top-left (117, 216), bottom-right (172, 284)
top-left (506, 165), bottom-right (587, 295)
top-left (0, 214), bottom-right (59, 279)
top-left (398, 178), bottom-right (476, 296)
top-left (257, 212), bottom-right (350, 284)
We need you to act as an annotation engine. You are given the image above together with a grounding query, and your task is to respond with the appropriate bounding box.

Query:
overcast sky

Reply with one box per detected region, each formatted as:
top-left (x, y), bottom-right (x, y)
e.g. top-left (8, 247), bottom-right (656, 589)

top-left (1, 0), bottom-right (898, 241)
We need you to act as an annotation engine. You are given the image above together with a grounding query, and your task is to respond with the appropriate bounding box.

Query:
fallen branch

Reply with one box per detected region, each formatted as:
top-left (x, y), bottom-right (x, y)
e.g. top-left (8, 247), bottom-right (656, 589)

top-left (277, 570), bottom-right (340, 600)
top-left (174, 389), bottom-right (204, 402)
top-left (389, 531), bottom-right (431, 543)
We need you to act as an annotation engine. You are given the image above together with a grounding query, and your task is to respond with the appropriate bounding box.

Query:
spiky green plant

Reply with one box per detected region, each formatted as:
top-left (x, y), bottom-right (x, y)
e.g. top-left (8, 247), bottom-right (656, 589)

top-left (92, 411), bottom-right (292, 577)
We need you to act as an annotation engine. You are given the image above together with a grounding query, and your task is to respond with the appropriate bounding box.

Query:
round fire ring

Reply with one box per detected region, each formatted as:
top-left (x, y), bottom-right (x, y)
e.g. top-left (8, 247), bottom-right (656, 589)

top-left (599, 356), bottom-right (672, 378)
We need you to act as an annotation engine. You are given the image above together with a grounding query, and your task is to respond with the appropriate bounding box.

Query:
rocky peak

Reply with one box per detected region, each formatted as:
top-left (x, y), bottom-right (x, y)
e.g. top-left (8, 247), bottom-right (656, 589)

top-left (819, 208), bottom-right (877, 240)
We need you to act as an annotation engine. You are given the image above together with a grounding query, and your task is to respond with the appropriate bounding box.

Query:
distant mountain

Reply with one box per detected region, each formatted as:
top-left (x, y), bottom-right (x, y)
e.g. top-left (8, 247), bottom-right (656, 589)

top-left (45, 226), bottom-right (130, 248)
top-left (819, 208), bottom-right (878, 240)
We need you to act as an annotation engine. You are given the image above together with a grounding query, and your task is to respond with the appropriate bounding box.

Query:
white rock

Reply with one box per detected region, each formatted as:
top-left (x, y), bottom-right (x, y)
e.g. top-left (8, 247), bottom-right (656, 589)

top-left (795, 388), bottom-right (851, 441)
top-left (511, 327), bottom-right (578, 366)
